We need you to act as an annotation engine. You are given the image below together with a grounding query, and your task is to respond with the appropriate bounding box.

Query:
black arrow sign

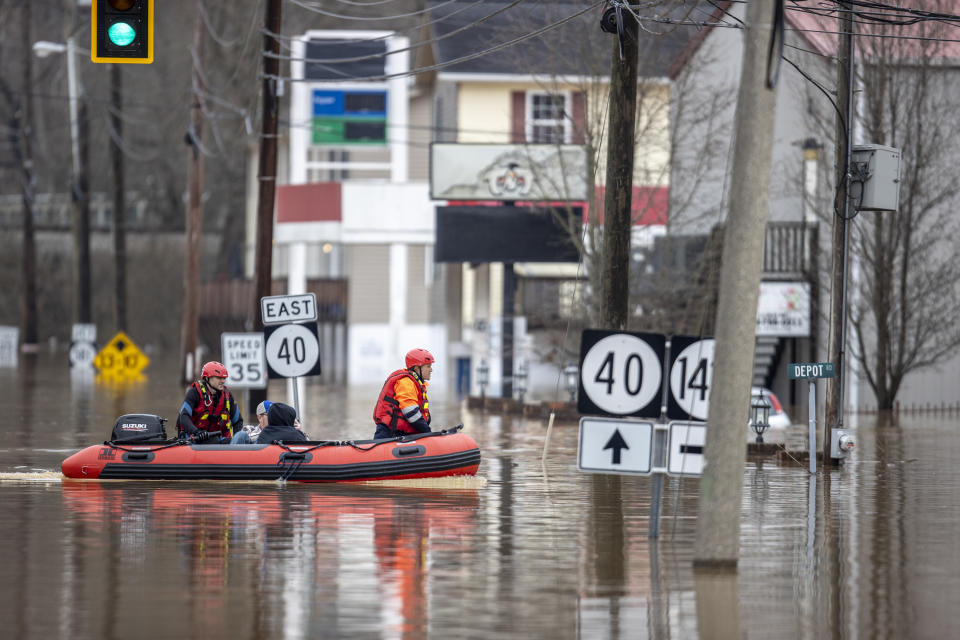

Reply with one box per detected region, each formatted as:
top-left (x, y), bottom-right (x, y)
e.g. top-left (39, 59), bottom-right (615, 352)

top-left (603, 429), bottom-right (629, 464)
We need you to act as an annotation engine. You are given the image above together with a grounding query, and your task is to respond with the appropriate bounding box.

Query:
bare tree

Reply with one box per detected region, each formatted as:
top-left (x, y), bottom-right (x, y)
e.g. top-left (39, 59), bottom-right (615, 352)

top-left (492, 2), bottom-right (734, 339)
top-left (850, 13), bottom-right (960, 409)
top-left (0, 0), bottom-right (38, 347)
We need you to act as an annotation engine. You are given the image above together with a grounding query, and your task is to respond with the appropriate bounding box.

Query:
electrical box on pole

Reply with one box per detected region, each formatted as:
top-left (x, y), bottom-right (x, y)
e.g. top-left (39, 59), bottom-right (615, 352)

top-left (851, 144), bottom-right (900, 211)
top-left (91, 0), bottom-right (154, 64)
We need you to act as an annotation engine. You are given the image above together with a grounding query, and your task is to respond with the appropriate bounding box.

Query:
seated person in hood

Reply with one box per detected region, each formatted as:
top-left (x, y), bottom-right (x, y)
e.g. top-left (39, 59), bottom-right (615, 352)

top-left (257, 402), bottom-right (308, 444)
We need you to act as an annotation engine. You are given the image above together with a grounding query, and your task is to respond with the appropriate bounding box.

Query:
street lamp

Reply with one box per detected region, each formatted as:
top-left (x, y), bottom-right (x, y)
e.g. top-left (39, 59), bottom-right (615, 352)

top-left (477, 359), bottom-right (489, 401)
top-left (33, 37), bottom-right (93, 323)
top-left (34, 40), bottom-right (80, 181)
top-left (750, 391), bottom-right (771, 444)
top-left (515, 361), bottom-right (528, 404)
top-left (563, 363), bottom-right (578, 403)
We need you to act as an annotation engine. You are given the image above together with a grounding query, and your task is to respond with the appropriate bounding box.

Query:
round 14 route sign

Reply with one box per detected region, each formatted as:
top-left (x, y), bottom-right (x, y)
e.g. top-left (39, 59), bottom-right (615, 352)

top-left (668, 338), bottom-right (714, 421)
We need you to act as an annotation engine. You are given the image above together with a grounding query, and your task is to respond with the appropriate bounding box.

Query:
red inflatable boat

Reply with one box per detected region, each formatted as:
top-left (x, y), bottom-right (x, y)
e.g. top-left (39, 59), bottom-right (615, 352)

top-left (61, 414), bottom-right (481, 483)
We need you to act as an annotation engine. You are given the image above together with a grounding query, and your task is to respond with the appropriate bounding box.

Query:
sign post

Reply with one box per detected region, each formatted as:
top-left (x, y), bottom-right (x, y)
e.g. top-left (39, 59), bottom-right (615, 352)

top-left (93, 331), bottom-right (150, 379)
top-left (221, 333), bottom-right (266, 389)
top-left (576, 330), bottom-right (714, 537)
top-left (0, 326), bottom-right (18, 368)
top-left (788, 362), bottom-right (835, 473)
top-left (70, 323), bottom-right (97, 369)
top-left (261, 293), bottom-right (321, 418)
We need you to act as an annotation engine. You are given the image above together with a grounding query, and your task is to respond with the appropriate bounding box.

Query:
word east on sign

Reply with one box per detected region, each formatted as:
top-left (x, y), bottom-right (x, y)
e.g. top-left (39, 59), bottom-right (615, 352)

top-left (260, 293), bottom-right (318, 325)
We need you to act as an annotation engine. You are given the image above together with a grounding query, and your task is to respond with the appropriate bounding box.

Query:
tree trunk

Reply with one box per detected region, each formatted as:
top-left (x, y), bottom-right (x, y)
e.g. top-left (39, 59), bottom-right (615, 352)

top-left (18, 1), bottom-right (38, 348)
top-left (111, 64), bottom-right (127, 332)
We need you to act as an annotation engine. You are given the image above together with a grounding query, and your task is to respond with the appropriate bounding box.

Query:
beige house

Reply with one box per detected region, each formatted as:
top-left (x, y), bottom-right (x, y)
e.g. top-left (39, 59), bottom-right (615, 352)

top-left (259, 3), bottom-right (706, 397)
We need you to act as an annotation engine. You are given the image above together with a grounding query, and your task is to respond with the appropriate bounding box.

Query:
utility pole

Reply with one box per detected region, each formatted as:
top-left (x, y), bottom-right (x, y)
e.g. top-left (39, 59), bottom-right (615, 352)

top-left (180, 11), bottom-right (205, 382)
top-left (110, 64), bottom-right (127, 331)
top-left (600, 12), bottom-right (638, 330)
top-left (502, 262), bottom-right (516, 398)
top-left (825, 3), bottom-right (855, 464)
top-left (18, 1), bottom-right (38, 349)
top-left (590, 5), bottom-right (638, 591)
top-left (694, 0), bottom-right (779, 566)
top-left (250, 0), bottom-right (283, 412)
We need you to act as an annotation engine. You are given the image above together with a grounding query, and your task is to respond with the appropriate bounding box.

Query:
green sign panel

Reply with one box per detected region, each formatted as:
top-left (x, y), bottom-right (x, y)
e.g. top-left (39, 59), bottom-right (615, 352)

top-left (788, 362), bottom-right (835, 379)
top-left (311, 118), bottom-right (386, 145)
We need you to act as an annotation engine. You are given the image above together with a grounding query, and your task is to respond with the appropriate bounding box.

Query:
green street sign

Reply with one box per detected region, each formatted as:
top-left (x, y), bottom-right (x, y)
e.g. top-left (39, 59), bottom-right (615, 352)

top-left (788, 362), bottom-right (835, 379)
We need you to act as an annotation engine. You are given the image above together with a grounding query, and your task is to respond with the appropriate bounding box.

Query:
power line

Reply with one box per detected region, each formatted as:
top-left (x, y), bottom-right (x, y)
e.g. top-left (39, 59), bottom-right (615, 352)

top-left (264, 0), bottom-right (527, 66)
top-left (287, 0), bottom-right (460, 22)
top-left (262, 1), bottom-right (605, 83)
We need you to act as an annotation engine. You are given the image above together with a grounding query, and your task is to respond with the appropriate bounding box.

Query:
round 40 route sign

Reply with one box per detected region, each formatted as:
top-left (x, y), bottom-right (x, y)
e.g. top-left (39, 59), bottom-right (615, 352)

top-left (579, 332), bottom-right (664, 417)
top-left (264, 322), bottom-right (322, 379)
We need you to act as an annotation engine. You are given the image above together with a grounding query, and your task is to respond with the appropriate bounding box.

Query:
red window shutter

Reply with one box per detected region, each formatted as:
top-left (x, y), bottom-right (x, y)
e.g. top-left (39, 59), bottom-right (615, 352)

top-left (511, 91), bottom-right (526, 142)
top-left (571, 92), bottom-right (586, 144)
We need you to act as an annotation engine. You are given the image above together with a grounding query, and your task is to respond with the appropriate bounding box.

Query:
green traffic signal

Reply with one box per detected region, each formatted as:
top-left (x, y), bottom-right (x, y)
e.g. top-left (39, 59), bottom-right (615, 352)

top-left (107, 22), bottom-right (136, 47)
top-left (91, 0), bottom-right (154, 64)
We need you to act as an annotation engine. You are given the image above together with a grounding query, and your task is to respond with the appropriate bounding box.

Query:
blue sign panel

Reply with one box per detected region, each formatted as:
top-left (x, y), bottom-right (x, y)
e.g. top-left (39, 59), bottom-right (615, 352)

top-left (313, 90), bottom-right (344, 116)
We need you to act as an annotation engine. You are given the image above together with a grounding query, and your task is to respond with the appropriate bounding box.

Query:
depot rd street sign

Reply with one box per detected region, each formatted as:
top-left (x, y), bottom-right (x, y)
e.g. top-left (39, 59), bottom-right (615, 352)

top-left (261, 293), bottom-right (318, 325)
top-left (788, 362), bottom-right (835, 379)
top-left (578, 417), bottom-right (654, 475)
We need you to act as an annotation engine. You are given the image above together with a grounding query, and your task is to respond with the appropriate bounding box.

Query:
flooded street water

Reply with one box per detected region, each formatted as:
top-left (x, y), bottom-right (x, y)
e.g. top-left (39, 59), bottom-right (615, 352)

top-left (1, 352), bottom-right (959, 639)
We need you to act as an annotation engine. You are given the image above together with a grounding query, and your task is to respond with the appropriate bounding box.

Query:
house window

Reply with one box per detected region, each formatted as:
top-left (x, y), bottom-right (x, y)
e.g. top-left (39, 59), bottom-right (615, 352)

top-left (526, 92), bottom-right (570, 144)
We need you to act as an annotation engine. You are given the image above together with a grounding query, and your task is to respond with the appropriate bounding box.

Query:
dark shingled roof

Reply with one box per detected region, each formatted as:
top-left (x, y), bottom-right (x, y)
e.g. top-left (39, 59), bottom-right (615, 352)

top-left (428, 1), bottom-right (714, 78)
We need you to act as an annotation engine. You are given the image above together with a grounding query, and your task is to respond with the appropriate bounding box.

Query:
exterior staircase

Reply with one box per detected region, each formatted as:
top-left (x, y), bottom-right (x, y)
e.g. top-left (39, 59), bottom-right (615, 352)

top-left (752, 336), bottom-right (782, 387)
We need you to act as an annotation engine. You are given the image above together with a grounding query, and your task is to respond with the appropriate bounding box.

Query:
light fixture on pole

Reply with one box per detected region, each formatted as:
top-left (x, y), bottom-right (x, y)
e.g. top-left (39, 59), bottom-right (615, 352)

top-left (563, 363), bottom-right (578, 403)
top-left (515, 361), bottom-right (528, 404)
top-left (33, 37), bottom-right (93, 323)
top-left (477, 359), bottom-right (489, 401)
top-left (33, 40), bottom-right (79, 182)
top-left (750, 391), bottom-right (771, 444)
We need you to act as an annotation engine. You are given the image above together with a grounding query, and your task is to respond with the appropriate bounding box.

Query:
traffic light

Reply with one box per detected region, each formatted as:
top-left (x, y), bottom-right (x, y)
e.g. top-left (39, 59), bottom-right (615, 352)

top-left (91, 0), bottom-right (154, 64)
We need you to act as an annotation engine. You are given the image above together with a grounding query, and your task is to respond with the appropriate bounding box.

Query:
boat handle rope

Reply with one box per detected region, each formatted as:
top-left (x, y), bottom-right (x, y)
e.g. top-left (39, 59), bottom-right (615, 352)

top-left (272, 423), bottom-right (466, 454)
top-left (103, 438), bottom-right (190, 453)
top-left (276, 452), bottom-right (306, 481)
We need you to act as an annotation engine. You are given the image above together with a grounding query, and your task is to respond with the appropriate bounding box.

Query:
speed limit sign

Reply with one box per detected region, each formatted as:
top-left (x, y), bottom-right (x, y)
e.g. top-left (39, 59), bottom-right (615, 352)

top-left (577, 330), bottom-right (665, 417)
top-left (264, 322), bottom-right (322, 379)
top-left (221, 332), bottom-right (267, 389)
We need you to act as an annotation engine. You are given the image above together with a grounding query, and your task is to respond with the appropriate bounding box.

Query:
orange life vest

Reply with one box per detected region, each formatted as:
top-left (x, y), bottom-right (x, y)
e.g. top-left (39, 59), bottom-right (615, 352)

top-left (186, 381), bottom-right (233, 438)
top-left (373, 369), bottom-right (430, 435)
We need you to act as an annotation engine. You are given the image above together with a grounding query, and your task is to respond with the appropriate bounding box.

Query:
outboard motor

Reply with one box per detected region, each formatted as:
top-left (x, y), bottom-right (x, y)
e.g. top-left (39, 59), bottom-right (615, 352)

top-left (111, 414), bottom-right (168, 443)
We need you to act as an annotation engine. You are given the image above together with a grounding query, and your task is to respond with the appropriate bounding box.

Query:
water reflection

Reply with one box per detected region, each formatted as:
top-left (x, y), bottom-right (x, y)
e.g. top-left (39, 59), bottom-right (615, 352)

top-left (3, 352), bottom-right (960, 638)
top-left (60, 482), bottom-right (479, 639)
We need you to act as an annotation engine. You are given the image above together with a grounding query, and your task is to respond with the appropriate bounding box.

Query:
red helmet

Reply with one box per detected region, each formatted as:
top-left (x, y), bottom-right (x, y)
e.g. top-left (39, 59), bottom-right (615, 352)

top-left (201, 361), bottom-right (228, 379)
top-left (405, 348), bottom-right (435, 369)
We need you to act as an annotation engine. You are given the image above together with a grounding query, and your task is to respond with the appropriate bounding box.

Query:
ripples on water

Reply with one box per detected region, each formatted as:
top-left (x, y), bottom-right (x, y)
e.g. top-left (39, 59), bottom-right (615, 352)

top-left (1, 353), bottom-right (959, 638)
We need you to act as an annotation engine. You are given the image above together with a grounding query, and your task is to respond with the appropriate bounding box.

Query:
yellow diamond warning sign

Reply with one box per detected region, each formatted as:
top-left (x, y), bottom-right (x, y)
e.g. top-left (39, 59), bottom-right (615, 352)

top-left (93, 331), bottom-right (150, 376)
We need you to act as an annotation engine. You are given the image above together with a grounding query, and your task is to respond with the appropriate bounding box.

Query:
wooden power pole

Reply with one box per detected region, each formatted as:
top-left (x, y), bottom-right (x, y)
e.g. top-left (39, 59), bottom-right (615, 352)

top-left (250, 0), bottom-right (283, 412)
top-left (694, 0), bottom-right (779, 566)
top-left (600, 12), bottom-right (639, 330)
top-left (180, 11), bottom-right (205, 382)
top-left (825, 3), bottom-right (855, 463)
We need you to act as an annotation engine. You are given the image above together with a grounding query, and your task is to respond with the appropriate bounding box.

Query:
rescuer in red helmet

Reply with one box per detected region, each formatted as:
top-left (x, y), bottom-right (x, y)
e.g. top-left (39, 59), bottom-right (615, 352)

top-left (177, 361), bottom-right (244, 444)
top-left (372, 348), bottom-right (435, 439)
